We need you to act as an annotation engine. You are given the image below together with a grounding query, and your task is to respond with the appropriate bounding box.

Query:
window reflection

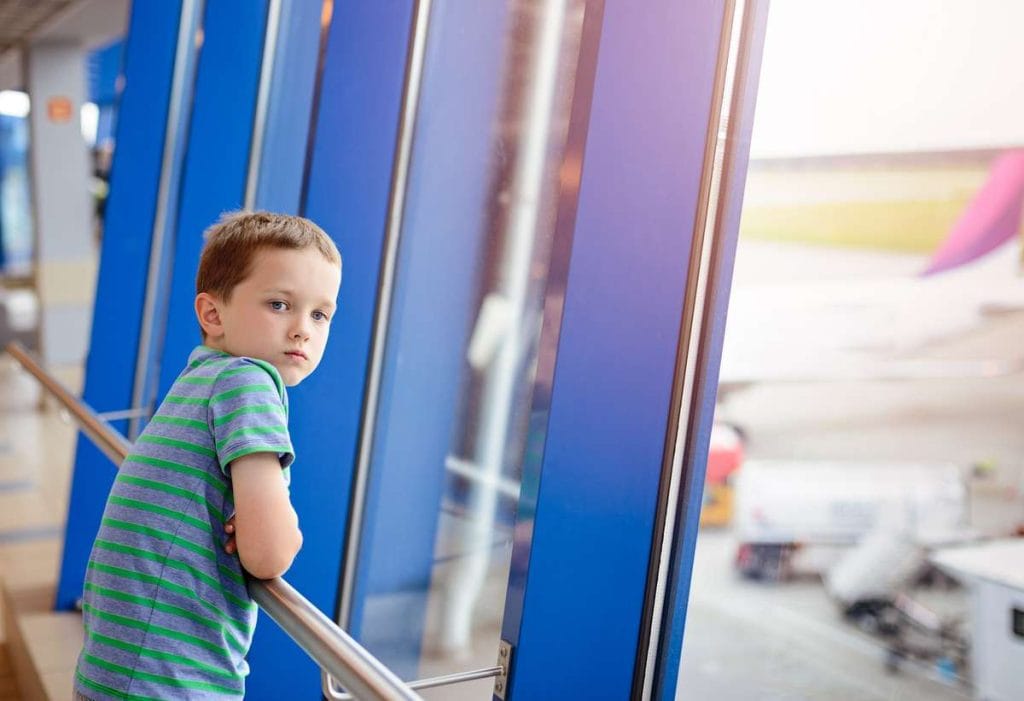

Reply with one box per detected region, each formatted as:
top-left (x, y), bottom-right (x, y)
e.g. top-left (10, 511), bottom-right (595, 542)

top-left (349, 0), bottom-right (586, 690)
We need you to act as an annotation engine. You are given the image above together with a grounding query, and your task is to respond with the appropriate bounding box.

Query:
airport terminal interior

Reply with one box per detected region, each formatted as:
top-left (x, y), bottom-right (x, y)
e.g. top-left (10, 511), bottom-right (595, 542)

top-left (0, 1), bottom-right (1023, 700)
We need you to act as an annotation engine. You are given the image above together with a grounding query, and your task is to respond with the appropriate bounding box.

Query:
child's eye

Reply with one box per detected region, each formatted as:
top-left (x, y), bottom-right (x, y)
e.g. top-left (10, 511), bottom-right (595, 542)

top-left (269, 300), bottom-right (288, 311)
top-left (312, 310), bottom-right (330, 322)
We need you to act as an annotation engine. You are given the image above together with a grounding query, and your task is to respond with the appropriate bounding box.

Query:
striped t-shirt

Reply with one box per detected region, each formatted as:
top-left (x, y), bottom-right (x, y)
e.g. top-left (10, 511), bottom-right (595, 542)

top-left (75, 346), bottom-right (295, 700)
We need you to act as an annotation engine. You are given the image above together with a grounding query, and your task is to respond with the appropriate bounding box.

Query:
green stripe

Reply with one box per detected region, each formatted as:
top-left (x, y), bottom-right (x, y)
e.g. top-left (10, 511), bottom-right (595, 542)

top-left (151, 414), bottom-right (209, 431)
top-left (87, 561), bottom-right (250, 635)
top-left (124, 453), bottom-right (228, 498)
top-left (222, 444), bottom-right (292, 467)
top-left (248, 359), bottom-right (286, 403)
top-left (83, 651), bottom-right (239, 694)
top-left (211, 383), bottom-right (273, 403)
top-left (109, 495), bottom-right (212, 533)
top-left (85, 628), bottom-right (239, 680)
top-left (116, 474), bottom-right (224, 523)
top-left (219, 365), bottom-right (270, 380)
top-left (213, 404), bottom-right (282, 427)
top-left (217, 564), bottom-right (245, 587)
top-left (188, 348), bottom-right (230, 368)
top-left (85, 583), bottom-right (245, 654)
top-left (77, 670), bottom-right (165, 701)
top-left (82, 606), bottom-right (230, 661)
top-left (216, 425), bottom-right (288, 449)
top-left (102, 517), bottom-right (247, 587)
top-left (164, 394), bottom-right (209, 406)
top-left (138, 434), bottom-right (217, 458)
top-left (93, 540), bottom-right (248, 609)
top-left (101, 518), bottom-right (221, 565)
top-left (178, 375), bottom-right (217, 385)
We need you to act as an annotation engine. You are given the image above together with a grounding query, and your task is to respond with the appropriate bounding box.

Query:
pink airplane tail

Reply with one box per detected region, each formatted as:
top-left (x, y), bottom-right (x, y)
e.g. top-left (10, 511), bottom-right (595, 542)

top-left (923, 149), bottom-right (1024, 276)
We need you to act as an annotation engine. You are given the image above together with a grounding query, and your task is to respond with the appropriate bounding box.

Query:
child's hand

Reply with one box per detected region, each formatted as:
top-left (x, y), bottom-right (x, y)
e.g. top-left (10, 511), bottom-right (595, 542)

top-left (224, 516), bottom-right (237, 555)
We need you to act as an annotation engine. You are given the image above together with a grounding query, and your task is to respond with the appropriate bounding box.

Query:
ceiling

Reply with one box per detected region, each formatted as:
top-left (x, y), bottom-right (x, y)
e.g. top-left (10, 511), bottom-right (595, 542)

top-left (0, 1), bottom-right (75, 55)
top-left (0, 0), bottom-right (128, 91)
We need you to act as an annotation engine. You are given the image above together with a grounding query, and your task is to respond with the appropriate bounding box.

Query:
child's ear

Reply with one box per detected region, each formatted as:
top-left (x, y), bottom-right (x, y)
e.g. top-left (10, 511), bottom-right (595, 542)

top-left (195, 292), bottom-right (224, 338)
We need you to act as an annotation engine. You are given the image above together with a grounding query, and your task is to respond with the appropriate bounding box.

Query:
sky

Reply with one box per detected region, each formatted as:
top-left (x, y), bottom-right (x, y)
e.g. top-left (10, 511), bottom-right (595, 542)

top-left (750, 0), bottom-right (1024, 158)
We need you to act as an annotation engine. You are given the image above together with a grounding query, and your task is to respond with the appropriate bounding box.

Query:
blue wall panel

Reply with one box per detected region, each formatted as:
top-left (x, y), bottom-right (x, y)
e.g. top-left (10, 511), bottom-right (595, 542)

top-left (254, 0), bottom-right (324, 213)
top-left (56, 0), bottom-right (184, 611)
top-left (656, 4), bottom-right (769, 697)
top-left (503, 1), bottom-right (727, 698)
top-left (347, 1), bottom-right (510, 675)
top-left (155, 0), bottom-right (269, 397)
top-left (245, 3), bottom-right (415, 698)
top-left (87, 40), bottom-right (125, 107)
top-left (0, 114), bottom-right (32, 269)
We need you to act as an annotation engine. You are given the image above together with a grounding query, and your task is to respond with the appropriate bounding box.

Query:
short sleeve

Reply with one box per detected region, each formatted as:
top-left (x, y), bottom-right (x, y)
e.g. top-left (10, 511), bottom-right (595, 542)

top-left (209, 358), bottom-right (294, 476)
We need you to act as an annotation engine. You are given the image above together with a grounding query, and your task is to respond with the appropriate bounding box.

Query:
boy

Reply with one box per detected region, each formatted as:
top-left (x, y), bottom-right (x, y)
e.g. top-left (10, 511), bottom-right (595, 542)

top-left (73, 211), bottom-right (342, 700)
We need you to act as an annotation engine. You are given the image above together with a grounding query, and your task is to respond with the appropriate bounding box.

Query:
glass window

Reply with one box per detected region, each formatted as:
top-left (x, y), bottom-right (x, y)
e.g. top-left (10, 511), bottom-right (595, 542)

top-left (342, 0), bottom-right (587, 695)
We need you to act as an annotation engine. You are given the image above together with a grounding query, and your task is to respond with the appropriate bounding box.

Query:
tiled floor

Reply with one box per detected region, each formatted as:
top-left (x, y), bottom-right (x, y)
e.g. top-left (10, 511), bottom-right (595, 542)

top-left (0, 353), bottom-right (82, 701)
top-left (0, 352), bottom-right (79, 586)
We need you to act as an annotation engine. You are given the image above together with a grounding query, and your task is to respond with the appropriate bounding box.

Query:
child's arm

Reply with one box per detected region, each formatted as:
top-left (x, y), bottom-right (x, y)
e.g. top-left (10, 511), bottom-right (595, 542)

top-left (229, 452), bottom-right (304, 579)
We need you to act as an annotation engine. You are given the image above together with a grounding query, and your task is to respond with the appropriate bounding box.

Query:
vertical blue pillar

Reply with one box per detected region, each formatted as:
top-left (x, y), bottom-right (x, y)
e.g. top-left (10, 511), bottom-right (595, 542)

top-left (245, 3), bottom-right (415, 698)
top-left (342, 1), bottom-right (511, 676)
top-left (501, 1), bottom-right (734, 698)
top-left (87, 40), bottom-right (125, 144)
top-left (155, 0), bottom-right (269, 396)
top-left (207, 5), bottom-right (328, 696)
top-left (56, 1), bottom-right (185, 610)
top-left (251, 0), bottom-right (324, 214)
top-left (656, 3), bottom-right (769, 697)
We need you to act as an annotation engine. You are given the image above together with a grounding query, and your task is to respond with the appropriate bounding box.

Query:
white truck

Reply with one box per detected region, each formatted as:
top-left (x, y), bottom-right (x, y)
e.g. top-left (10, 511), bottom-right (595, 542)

top-left (732, 459), bottom-right (967, 582)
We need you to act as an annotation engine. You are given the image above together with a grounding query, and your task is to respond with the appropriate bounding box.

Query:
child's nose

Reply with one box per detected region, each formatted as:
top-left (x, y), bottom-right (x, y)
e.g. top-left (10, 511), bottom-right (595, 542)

top-left (290, 318), bottom-right (311, 340)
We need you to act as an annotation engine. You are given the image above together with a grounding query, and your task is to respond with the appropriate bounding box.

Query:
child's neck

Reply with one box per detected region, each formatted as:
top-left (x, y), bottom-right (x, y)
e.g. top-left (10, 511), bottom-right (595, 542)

top-left (202, 338), bottom-right (230, 354)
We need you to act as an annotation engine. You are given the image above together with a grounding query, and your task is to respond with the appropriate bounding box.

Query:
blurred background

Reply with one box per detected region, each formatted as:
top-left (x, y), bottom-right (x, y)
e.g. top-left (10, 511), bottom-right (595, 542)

top-left (0, 0), bottom-right (1022, 700)
top-left (0, 0), bottom-right (125, 365)
top-left (682, 2), bottom-right (1024, 700)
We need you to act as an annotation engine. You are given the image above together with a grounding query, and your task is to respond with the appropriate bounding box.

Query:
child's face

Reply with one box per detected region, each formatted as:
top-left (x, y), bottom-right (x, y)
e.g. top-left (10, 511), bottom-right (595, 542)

top-left (200, 247), bottom-right (341, 386)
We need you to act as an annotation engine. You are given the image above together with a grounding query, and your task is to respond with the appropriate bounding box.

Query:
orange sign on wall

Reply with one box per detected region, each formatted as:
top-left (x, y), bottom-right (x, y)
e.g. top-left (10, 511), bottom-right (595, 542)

top-left (47, 96), bottom-right (73, 123)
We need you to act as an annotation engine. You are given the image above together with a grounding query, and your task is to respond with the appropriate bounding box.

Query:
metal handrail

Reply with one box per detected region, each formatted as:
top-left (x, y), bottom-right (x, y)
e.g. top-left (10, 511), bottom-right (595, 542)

top-left (327, 665), bottom-right (504, 700)
top-left (4, 341), bottom-right (422, 701)
top-left (253, 580), bottom-right (421, 701)
top-left (6, 343), bottom-right (134, 465)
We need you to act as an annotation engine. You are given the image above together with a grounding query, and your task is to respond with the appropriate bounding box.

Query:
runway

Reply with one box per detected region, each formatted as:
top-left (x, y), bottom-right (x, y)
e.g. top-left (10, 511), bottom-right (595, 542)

top-left (679, 241), bottom-right (1024, 700)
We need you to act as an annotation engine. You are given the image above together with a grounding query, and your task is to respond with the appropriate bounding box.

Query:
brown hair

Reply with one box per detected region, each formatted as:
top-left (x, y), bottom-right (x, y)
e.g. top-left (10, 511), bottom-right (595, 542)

top-left (195, 210), bottom-right (341, 302)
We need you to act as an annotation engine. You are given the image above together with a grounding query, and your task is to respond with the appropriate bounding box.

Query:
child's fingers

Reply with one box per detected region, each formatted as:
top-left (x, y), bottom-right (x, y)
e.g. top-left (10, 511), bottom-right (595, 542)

top-left (224, 516), bottom-right (237, 553)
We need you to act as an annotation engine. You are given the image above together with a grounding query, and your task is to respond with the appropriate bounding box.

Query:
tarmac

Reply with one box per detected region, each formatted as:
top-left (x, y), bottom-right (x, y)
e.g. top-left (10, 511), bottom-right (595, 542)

top-left (678, 240), bottom-right (1024, 700)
